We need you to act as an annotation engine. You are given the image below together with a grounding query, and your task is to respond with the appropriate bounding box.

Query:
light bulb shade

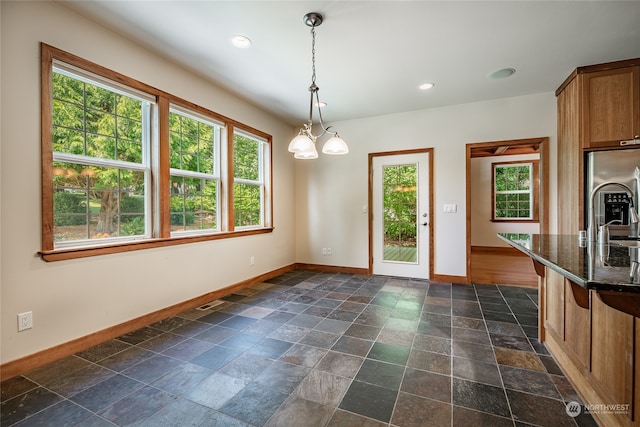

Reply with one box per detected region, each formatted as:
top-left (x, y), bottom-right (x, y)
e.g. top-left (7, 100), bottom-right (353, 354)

top-left (288, 133), bottom-right (313, 153)
top-left (322, 135), bottom-right (349, 155)
top-left (294, 143), bottom-right (319, 159)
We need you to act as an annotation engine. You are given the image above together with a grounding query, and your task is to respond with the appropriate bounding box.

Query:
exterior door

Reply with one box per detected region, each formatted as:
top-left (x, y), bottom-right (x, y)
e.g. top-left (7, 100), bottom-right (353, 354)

top-left (372, 152), bottom-right (430, 279)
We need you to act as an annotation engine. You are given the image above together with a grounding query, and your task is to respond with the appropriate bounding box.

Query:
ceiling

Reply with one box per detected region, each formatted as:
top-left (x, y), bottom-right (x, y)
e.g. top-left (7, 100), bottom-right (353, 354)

top-left (58, 1), bottom-right (640, 126)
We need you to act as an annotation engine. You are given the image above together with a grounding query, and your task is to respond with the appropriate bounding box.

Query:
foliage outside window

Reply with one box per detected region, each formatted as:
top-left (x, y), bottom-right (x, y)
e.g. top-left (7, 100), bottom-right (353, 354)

top-left (492, 161), bottom-right (539, 221)
top-left (41, 44), bottom-right (273, 260)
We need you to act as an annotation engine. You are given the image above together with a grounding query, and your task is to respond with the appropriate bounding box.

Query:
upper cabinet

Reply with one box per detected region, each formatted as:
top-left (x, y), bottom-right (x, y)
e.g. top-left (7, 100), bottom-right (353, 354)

top-left (556, 59), bottom-right (640, 235)
top-left (582, 66), bottom-right (640, 149)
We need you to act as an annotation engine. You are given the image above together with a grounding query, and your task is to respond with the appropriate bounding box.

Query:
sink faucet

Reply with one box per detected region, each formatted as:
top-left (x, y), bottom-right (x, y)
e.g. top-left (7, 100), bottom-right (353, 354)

top-left (588, 181), bottom-right (640, 242)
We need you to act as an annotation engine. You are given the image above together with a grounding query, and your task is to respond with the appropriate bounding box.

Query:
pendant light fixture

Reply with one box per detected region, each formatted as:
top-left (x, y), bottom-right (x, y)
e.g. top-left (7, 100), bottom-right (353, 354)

top-left (288, 12), bottom-right (348, 159)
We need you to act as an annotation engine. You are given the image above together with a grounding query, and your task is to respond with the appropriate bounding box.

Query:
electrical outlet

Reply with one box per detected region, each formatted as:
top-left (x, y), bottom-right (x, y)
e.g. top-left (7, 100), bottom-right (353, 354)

top-left (327, 248), bottom-right (332, 255)
top-left (250, 256), bottom-right (255, 266)
top-left (18, 312), bottom-right (33, 332)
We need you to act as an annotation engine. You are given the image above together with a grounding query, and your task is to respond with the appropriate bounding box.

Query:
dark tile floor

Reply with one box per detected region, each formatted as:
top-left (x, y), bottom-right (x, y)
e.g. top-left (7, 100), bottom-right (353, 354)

top-left (1, 270), bottom-right (598, 426)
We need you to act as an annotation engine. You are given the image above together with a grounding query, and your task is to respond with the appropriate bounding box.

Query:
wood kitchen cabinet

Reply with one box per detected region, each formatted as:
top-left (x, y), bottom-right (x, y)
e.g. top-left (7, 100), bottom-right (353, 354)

top-left (563, 281), bottom-right (590, 372)
top-left (557, 77), bottom-right (582, 235)
top-left (582, 66), bottom-right (640, 149)
top-left (590, 292), bottom-right (634, 420)
top-left (556, 58), bottom-right (640, 235)
top-left (543, 268), bottom-right (590, 371)
top-left (541, 266), bottom-right (637, 426)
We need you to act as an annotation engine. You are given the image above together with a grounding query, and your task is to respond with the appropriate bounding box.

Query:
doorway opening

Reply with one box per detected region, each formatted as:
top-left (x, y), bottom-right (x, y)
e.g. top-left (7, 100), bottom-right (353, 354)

top-left (466, 138), bottom-right (549, 286)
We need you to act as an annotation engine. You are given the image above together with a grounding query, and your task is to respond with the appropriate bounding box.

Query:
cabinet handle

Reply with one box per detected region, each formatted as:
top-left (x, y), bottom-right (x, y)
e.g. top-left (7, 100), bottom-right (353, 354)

top-left (620, 136), bottom-right (640, 146)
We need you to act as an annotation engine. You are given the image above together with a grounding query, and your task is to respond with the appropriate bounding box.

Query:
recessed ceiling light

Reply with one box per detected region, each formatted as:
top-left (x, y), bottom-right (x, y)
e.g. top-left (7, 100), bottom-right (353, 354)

top-left (231, 35), bottom-right (251, 48)
top-left (419, 82), bottom-right (435, 90)
top-left (489, 68), bottom-right (516, 79)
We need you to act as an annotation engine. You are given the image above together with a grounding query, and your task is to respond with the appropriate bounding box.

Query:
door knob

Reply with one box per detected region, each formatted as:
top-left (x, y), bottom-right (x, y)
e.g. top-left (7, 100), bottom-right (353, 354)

top-left (422, 222), bottom-right (429, 226)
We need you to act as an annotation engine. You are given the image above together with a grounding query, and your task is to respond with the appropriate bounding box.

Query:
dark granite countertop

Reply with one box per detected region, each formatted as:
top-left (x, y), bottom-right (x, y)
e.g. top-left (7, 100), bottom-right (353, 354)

top-left (498, 233), bottom-right (640, 293)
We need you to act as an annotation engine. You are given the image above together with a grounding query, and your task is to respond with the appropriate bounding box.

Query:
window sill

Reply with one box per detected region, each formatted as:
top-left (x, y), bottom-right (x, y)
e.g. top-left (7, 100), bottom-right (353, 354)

top-left (39, 227), bottom-right (274, 262)
top-left (490, 219), bottom-right (539, 224)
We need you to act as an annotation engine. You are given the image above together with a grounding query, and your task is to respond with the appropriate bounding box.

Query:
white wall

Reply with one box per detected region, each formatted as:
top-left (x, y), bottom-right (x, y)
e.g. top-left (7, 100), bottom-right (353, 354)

top-left (295, 94), bottom-right (558, 278)
top-left (0, 1), bottom-right (296, 364)
top-left (471, 154), bottom-right (541, 247)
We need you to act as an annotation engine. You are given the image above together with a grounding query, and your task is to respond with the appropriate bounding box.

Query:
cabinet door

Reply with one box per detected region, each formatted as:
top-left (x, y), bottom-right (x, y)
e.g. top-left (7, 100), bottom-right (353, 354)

top-left (557, 78), bottom-right (583, 235)
top-left (544, 268), bottom-right (564, 340)
top-left (563, 283), bottom-right (590, 371)
top-left (582, 66), bottom-right (640, 149)
top-left (591, 293), bottom-right (634, 418)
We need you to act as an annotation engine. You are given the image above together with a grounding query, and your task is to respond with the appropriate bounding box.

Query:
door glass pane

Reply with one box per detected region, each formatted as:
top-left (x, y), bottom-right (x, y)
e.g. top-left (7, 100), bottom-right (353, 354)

top-left (382, 163), bottom-right (417, 263)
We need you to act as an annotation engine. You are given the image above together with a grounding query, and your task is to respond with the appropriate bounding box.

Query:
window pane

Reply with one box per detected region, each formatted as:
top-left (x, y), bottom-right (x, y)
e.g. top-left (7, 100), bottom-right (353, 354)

top-left (117, 139), bottom-right (143, 163)
top-left (382, 164), bottom-right (417, 263)
top-left (169, 111), bottom-right (216, 174)
top-left (170, 176), bottom-right (217, 232)
top-left (200, 138), bottom-right (214, 174)
top-left (52, 99), bottom-right (84, 132)
top-left (53, 126), bottom-right (84, 155)
top-left (85, 84), bottom-right (115, 114)
top-left (53, 163), bottom-right (89, 242)
top-left (493, 163), bottom-right (534, 219)
top-left (86, 108), bottom-right (116, 139)
top-left (181, 135), bottom-right (198, 172)
top-left (52, 72), bottom-right (83, 105)
top-left (234, 183), bottom-right (261, 227)
top-left (234, 134), bottom-right (260, 181)
top-left (116, 117), bottom-right (142, 146)
top-left (52, 71), bottom-right (144, 163)
top-left (53, 162), bottom-right (146, 242)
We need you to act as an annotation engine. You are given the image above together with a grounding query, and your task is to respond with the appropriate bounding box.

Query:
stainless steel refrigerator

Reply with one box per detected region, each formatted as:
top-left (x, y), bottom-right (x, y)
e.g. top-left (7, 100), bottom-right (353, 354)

top-left (585, 148), bottom-right (640, 238)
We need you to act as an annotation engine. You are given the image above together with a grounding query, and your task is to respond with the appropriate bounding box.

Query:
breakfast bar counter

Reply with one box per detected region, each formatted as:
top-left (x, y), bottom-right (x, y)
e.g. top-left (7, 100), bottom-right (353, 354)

top-left (497, 233), bottom-right (638, 292)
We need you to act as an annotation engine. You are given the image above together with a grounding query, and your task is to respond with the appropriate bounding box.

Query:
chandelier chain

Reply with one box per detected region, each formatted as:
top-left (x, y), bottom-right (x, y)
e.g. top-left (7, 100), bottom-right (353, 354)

top-left (311, 26), bottom-right (317, 85)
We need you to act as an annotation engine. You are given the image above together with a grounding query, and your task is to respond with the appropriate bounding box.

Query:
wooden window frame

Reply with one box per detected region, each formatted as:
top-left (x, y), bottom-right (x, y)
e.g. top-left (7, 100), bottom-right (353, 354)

top-left (40, 43), bottom-right (273, 262)
top-left (491, 159), bottom-right (540, 223)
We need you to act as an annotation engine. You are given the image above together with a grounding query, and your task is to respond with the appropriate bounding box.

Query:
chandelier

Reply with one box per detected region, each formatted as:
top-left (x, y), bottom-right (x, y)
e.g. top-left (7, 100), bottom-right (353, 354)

top-left (288, 12), bottom-right (348, 159)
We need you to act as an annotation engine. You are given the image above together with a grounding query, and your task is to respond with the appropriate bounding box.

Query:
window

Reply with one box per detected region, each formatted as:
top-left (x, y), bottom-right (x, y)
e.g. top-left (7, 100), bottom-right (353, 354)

top-left (169, 108), bottom-right (221, 234)
top-left (382, 163), bottom-right (418, 263)
top-left (233, 131), bottom-right (265, 228)
top-left (492, 160), bottom-right (539, 221)
top-left (51, 64), bottom-right (153, 246)
top-left (41, 44), bottom-right (273, 261)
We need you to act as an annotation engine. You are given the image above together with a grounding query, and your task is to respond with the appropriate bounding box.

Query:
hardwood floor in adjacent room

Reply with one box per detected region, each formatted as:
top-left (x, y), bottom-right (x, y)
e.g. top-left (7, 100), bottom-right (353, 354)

top-left (471, 246), bottom-right (538, 288)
